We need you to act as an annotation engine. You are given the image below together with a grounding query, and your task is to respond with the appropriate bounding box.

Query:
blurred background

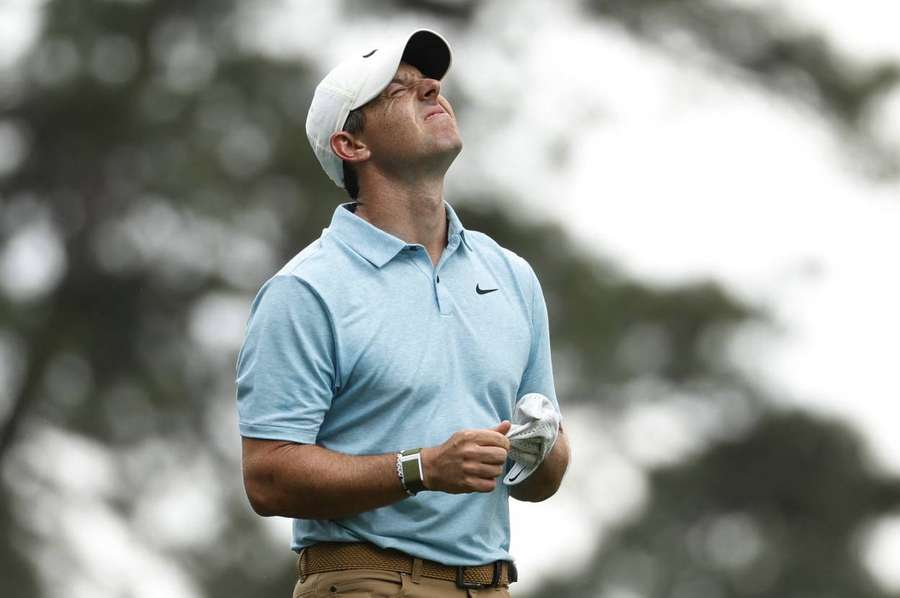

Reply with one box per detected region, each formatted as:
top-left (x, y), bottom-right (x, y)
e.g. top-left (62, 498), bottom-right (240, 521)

top-left (1, 0), bottom-right (900, 596)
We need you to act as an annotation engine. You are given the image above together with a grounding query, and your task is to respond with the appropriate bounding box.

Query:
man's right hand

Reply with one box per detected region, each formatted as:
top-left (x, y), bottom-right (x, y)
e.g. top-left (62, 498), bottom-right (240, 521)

top-left (420, 421), bottom-right (512, 494)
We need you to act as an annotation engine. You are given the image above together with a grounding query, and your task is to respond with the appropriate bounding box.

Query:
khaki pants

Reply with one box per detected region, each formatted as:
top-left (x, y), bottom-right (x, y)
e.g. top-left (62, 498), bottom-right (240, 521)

top-left (293, 567), bottom-right (511, 597)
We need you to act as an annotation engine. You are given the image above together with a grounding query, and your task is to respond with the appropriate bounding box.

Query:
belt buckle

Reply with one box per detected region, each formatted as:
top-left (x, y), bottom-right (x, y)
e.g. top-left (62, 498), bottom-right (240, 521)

top-left (455, 561), bottom-right (501, 589)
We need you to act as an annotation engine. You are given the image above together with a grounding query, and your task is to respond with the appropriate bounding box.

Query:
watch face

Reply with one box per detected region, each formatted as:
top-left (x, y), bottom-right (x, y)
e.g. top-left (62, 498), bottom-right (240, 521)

top-left (400, 449), bottom-right (426, 494)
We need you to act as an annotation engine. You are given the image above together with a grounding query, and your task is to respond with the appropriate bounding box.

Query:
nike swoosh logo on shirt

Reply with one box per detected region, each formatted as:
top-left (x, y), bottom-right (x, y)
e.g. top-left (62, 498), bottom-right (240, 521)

top-left (476, 284), bottom-right (498, 295)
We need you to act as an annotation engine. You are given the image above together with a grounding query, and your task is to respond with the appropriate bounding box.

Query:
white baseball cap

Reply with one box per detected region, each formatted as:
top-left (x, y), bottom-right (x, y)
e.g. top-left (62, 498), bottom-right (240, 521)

top-left (305, 29), bottom-right (453, 188)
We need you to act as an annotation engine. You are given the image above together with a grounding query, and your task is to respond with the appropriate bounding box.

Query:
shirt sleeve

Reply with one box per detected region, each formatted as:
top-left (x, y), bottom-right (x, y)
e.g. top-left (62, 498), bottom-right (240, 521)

top-left (516, 264), bottom-right (561, 415)
top-left (235, 274), bottom-right (337, 444)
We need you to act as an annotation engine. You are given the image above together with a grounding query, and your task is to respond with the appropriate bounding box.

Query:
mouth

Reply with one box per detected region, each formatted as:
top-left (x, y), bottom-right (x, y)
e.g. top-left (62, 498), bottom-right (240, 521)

top-left (424, 107), bottom-right (448, 121)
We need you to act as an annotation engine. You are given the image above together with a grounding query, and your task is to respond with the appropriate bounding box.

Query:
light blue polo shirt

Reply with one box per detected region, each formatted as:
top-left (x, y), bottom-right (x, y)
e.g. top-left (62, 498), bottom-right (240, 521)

top-left (235, 200), bottom-right (560, 566)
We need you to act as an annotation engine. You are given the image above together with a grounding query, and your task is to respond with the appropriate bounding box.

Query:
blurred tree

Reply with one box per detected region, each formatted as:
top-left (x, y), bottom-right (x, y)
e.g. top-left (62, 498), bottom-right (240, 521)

top-left (0, 1), bottom-right (337, 595)
top-left (533, 410), bottom-right (900, 597)
top-left (0, 1), bottom-right (898, 598)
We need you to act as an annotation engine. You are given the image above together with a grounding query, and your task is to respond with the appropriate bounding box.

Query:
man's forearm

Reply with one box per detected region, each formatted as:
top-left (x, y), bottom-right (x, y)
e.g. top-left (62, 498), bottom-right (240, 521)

top-left (243, 441), bottom-right (408, 519)
top-left (509, 427), bottom-right (570, 502)
top-left (243, 423), bottom-right (513, 519)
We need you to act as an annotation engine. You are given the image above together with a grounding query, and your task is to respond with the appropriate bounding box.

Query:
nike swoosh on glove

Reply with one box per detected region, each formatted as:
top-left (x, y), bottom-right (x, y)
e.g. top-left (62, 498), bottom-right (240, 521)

top-left (503, 393), bottom-right (561, 486)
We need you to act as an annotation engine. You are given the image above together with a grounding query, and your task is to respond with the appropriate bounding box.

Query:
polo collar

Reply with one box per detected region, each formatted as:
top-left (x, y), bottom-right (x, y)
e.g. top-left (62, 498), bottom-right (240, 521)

top-left (446, 200), bottom-right (473, 253)
top-left (329, 201), bottom-right (472, 269)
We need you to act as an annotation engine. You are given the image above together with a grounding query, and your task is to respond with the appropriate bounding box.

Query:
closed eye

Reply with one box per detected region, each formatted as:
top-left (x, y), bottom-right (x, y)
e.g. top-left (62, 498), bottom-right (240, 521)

top-left (386, 83), bottom-right (410, 98)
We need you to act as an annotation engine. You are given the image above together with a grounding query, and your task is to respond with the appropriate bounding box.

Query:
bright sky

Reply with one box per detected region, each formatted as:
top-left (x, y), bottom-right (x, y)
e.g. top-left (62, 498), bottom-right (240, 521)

top-left (2, 0), bottom-right (900, 595)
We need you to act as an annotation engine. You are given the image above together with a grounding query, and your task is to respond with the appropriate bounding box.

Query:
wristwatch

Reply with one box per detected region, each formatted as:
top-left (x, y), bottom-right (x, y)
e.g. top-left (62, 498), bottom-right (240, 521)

top-left (397, 448), bottom-right (427, 495)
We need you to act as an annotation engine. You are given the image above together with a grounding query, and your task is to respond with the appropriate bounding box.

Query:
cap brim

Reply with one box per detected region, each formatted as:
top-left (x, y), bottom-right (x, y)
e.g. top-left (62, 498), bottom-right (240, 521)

top-left (402, 29), bottom-right (452, 80)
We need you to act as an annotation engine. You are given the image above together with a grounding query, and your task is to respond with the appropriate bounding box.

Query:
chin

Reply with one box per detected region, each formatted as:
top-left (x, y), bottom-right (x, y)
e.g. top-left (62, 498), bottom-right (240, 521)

top-left (438, 139), bottom-right (463, 163)
top-left (438, 130), bottom-right (463, 153)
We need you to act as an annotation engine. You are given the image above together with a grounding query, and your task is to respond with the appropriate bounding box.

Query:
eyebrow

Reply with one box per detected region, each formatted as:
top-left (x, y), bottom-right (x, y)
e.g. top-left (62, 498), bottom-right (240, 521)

top-left (389, 73), bottom-right (422, 86)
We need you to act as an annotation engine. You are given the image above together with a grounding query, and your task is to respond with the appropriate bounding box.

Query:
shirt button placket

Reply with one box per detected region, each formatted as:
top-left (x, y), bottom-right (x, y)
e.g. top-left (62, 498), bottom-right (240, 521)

top-left (435, 273), bottom-right (452, 315)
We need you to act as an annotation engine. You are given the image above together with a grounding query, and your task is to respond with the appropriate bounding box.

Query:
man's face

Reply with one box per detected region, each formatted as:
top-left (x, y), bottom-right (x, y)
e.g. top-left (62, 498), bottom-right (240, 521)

top-left (356, 62), bottom-right (462, 174)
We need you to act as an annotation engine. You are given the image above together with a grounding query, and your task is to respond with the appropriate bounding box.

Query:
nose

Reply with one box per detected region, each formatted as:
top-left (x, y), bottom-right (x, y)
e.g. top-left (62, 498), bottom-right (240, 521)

top-left (417, 78), bottom-right (441, 101)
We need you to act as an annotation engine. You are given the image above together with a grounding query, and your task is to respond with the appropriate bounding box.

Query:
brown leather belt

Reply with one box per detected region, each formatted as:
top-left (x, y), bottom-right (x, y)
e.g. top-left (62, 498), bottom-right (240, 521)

top-left (298, 542), bottom-right (517, 589)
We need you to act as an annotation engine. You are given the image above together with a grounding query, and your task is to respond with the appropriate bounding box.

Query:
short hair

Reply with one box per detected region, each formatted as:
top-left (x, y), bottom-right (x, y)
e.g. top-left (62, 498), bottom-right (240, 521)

top-left (341, 108), bottom-right (365, 199)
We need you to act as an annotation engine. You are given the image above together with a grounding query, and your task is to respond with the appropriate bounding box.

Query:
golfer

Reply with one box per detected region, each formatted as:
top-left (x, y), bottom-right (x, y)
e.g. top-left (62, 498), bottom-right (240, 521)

top-left (236, 29), bottom-right (569, 597)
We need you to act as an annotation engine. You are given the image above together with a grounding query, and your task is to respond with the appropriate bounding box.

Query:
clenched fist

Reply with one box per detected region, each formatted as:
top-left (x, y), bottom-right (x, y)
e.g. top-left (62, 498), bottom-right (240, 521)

top-left (420, 421), bottom-right (511, 493)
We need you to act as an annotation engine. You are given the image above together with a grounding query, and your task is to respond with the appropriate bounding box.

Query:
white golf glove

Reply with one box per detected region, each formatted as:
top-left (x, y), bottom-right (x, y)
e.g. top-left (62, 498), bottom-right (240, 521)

top-left (503, 393), bottom-right (561, 486)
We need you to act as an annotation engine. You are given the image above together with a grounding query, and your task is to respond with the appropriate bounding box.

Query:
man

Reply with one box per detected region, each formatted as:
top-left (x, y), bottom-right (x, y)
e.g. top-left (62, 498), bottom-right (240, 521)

top-left (236, 29), bottom-right (569, 597)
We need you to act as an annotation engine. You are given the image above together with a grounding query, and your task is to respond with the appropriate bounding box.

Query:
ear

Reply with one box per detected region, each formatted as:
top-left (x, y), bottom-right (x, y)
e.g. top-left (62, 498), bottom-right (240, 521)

top-left (330, 131), bottom-right (370, 164)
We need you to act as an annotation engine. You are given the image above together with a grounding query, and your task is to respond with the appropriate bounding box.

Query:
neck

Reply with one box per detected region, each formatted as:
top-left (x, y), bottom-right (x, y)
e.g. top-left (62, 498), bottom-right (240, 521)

top-left (354, 169), bottom-right (448, 266)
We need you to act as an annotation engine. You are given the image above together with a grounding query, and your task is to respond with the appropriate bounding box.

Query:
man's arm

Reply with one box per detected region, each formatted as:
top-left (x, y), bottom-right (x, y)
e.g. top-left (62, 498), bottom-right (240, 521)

top-left (242, 421), bottom-right (511, 519)
top-left (242, 439), bottom-right (405, 519)
top-left (509, 424), bottom-right (570, 502)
